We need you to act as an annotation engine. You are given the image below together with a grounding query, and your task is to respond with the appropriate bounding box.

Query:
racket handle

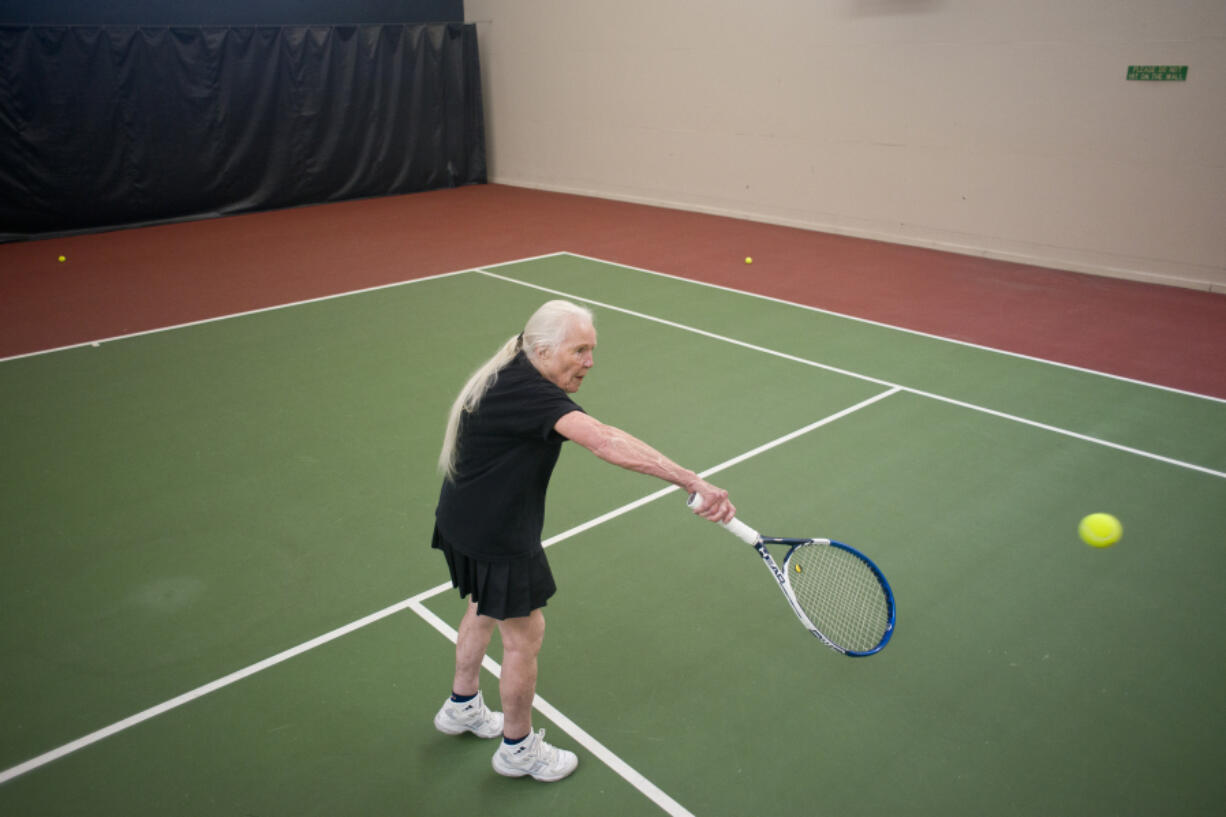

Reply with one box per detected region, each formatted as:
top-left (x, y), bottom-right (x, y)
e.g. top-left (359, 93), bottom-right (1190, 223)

top-left (687, 493), bottom-right (761, 545)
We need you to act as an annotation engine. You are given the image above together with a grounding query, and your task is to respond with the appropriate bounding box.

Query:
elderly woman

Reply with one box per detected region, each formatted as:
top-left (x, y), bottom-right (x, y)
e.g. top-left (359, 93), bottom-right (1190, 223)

top-left (431, 299), bottom-right (734, 782)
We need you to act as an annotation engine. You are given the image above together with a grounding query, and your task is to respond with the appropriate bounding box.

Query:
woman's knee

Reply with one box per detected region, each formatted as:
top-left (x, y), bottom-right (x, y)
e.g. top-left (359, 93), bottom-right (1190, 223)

top-left (499, 609), bottom-right (546, 654)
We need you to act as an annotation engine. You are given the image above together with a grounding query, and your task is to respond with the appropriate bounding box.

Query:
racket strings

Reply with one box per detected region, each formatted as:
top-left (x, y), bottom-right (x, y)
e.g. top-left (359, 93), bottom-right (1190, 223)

top-left (785, 545), bottom-right (890, 652)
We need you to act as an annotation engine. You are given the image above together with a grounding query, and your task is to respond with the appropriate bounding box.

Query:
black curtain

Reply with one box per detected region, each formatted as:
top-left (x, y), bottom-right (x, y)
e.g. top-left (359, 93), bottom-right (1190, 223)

top-left (0, 1), bottom-right (464, 25)
top-left (0, 23), bottom-right (485, 239)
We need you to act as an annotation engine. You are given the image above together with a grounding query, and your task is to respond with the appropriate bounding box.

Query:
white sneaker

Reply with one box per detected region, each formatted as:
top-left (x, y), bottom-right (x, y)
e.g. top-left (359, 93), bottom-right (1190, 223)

top-left (491, 729), bottom-right (578, 782)
top-left (433, 692), bottom-right (504, 739)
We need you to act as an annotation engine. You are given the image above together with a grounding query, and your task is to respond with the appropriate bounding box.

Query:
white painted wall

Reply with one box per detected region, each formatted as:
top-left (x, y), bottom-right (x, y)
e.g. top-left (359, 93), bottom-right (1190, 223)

top-left (466, 0), bottom-right (1226, 291)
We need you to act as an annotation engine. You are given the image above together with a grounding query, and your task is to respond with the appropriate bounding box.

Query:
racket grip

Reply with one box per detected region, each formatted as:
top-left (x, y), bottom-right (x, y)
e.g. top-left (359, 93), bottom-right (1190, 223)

top-left (720, 517), bottom-right (761, 545)
top-left (687, 493), bottom-right (761, 545)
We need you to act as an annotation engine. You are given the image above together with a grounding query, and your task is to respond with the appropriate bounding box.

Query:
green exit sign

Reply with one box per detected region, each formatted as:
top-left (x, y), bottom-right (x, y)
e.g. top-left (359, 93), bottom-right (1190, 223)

top-left (1127, 65), bottom-right (1188, 81)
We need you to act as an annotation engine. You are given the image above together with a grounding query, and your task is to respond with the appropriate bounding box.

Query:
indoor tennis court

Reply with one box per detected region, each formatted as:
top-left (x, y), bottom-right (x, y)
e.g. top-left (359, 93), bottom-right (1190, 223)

top-left (4, 2), bottom-right (1225, 815)
top-left (2, 251), bottom-right (1223, 816)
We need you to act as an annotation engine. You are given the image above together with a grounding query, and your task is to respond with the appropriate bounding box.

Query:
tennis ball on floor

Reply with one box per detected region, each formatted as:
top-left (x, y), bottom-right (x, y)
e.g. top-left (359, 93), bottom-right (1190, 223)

top-left (744, 256), bottom-right (753, 264)
top-left (1079, 513), bottom-right (1122, 547)
top-left (58, 255), bottom-right (66, 262)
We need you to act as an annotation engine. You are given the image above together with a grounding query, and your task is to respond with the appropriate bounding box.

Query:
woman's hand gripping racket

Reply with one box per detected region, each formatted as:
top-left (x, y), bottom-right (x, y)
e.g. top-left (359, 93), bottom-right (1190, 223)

top-left (688, 493), bottom-right (896, 656)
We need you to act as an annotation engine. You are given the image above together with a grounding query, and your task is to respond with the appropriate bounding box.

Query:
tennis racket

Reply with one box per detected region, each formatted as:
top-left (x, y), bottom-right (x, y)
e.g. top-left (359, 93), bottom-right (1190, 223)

top-left (688, 493), bottom-right (896, 656)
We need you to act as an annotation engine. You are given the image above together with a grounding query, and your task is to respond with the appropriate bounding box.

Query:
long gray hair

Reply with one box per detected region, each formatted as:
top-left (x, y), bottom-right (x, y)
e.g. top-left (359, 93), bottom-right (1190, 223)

top-left (438, 299), bottom-right (594, 480)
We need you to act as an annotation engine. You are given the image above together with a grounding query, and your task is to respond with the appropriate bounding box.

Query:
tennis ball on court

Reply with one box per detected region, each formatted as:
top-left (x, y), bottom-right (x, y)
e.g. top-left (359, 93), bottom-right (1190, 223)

top-left (58, 255), bottom-right (66, 262)
top-left (1079, 513), bottom-right (1122, 547)
top-left (744, 256), bottom-right (753, 264)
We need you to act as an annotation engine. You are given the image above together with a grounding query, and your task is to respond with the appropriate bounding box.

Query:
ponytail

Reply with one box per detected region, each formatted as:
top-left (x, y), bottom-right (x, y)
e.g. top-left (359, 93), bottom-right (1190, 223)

top-left (438, 300), bottom-right (594, 480)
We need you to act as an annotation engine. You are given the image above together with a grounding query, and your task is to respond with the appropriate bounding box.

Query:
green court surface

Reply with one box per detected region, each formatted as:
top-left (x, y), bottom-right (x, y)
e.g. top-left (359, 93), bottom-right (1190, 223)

top-left (2, 253), bottom-right (1224, 816)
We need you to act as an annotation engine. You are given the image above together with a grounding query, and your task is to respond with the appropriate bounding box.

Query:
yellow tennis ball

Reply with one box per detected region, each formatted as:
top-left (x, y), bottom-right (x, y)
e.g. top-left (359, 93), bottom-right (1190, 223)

top-left (744, 256), bottom-right (753, 264)
top-left (58, 255), bottom-right (66, 262)
top-left (1079, 513), bottom-right (1122, 547)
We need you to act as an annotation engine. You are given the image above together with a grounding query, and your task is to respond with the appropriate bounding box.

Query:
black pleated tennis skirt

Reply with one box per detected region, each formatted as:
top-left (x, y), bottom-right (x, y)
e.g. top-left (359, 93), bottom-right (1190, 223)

top-left (432, 526), bottom-right (557, 620)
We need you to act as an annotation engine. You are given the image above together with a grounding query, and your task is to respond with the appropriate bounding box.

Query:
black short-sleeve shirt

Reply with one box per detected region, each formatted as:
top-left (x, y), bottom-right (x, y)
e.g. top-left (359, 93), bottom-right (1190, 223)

top-left (435, 352), bottom-right (583, 560)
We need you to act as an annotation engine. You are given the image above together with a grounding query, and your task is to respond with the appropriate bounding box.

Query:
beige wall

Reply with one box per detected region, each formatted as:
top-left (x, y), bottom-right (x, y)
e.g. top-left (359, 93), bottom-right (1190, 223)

top-left (466, 1), bottom-right (1226, 292)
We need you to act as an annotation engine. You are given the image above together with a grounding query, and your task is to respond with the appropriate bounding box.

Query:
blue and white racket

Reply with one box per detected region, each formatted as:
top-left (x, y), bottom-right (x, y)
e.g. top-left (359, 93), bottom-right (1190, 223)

top-left (689, 493), bottom-right (895, 657)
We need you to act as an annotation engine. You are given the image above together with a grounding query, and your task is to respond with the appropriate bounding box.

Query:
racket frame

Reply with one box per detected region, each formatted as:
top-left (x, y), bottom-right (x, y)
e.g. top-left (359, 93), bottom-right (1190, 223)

top-left (698, 505), bottom-right (896, 656)
top-left (757, 535), bottom-right (896, 656)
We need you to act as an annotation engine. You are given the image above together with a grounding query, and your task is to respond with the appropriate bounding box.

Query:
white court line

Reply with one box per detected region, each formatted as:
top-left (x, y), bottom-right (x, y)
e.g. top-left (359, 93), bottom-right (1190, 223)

top-left (0, 389), bottom-right (900, 790)
top-left (563, 251), bottom-right (1226, 406)
top-left (0, 252), bottom-right (573, 364)
top-left (910, 389), bottom-right (1226, 480)
top-left (477, 269), bottom-right (1226, 481)
top-left (410, 599), bottom-right (695, 817)
top-left (9, 247), bottom-right (1221, 408)
top-left (0, 598), bottom-right (419, 786)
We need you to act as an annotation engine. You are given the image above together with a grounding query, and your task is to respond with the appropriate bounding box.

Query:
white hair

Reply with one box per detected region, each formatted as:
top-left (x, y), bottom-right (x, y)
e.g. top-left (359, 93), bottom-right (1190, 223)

top-left (438, 300), bottom-right (594, 480)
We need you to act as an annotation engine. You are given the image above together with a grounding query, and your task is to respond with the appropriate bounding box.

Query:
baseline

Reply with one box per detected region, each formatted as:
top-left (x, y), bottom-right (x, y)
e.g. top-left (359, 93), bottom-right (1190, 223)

top-left (0, 253), bottom-right (571, 364)
top-left (565, 251), bottom-right (1226, 406)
